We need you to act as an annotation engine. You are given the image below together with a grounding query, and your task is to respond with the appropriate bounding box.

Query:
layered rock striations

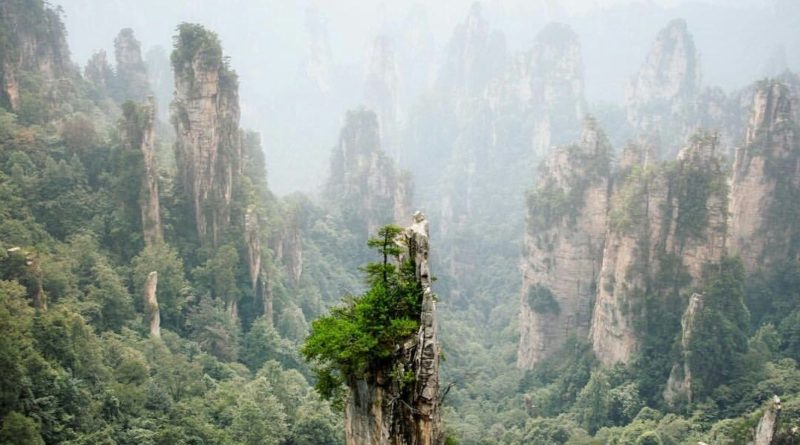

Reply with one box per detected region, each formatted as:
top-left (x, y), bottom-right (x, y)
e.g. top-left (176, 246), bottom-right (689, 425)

top-left (121, 96), bottom-right (163, 246)
top-left (728, 80), bottom-right (800, 271)
top-left (590, 134), bottom-right (728, 365)
top-left (518, 119), bottom-right (611, 368)
top-left (171, 24), bottom-right (243, 246)
top-left (325, 108), bottom-right (411, 238)
top-left (344, 212), bottom-right (441, 445)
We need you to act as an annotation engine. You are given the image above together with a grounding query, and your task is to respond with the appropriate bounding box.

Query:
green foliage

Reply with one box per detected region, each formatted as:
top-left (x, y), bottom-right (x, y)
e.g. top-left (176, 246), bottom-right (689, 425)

top-left (687, 257), bottom-right (750, 400)
top-left (302, 225), bottom-right (424, 401)
top-left (0, 412), bottom-right (44, 445)
top-left (171, 23), bottom-right (223, 71)
top-left (527, 133), bottom-right (611, 233)
top-left (526, 284), bottom-right (560, 314)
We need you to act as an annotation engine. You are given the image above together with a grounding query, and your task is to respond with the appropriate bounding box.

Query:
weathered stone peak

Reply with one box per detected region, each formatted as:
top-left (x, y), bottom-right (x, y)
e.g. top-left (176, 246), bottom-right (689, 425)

top-left (754, 396), bottom-right (782, 445)
top-left (113, 28), bottom-right (149, 102)
top-left (143, 271), bottom-right (160, 338)
top-left (729, 80), bottom-right (800, 271)
top-left (325, 107), bottom-right (411, 237)
top-left (436, 2), bottom-right (506, 99)
top-left (518, 119), bottom-right (611, 368)
top-left (663, 292), bottom-right (703, 407)
top-left (122, 97), bottom-right (162, 246)
top-left (344, 212), bottom-right (441, 445)
top-left (171, 23), bottom-right (242, 246)
top-left (744, 80), bottom-right (796, 146)
top-left (625, 18), bottom-right (701, 153)
top-left (627, 19), bottom-right (700, 108)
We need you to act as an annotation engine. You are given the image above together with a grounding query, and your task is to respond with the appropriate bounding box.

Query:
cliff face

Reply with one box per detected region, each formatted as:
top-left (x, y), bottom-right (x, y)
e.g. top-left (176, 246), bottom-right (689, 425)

top-left (344, 212), bottom-right (441, 445)
top-left (325, 108), bottom-right (411, 237)
top-left (489, 22), bottom-right (585, 157)
top-left (663, 292), bottom-right (703, 406)
top-left (113, 28), bottom-right (149, 102)
top-left (625, 19), bottom-right (701, 158)
top-left (517, 120), bottom-right (611, 368)
top-left (433, 20), bottom-right (586, 301)
top-left (171, 24), bottom-right (242, 246)
top-left (122, 97), bottom-right (162, 246)
top-left (590, 134), bottom-right (728, 365)
top-left (0, 0), bottom-right (72, 111)
top-left (728, 80), bottom-right (800, 271)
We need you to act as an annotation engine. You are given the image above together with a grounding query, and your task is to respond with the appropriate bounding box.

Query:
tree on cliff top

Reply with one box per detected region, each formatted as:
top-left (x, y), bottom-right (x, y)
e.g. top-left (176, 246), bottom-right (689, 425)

top-left (301, 224), bottom-right (423, 405)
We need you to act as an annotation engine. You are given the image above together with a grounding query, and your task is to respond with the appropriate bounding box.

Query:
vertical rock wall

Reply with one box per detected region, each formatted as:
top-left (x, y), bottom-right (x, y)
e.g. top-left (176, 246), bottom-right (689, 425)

top-left (729, 80), bottom-right (800, 271)
top-left (325, 108), bottom-right (411, 237)
top-left (171, 24), bottom-right (243, 246)
top-left (589, 134), bottom-right (728, 365)
top-left (518, 120), bottom-right (610, 368)
top-left (121, 97), bottom-right (163, 246)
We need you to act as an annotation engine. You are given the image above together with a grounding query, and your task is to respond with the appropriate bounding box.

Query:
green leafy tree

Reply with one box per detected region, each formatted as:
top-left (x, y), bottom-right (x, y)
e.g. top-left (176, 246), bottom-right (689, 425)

top-left (0, 412), bottom-right (45, 445)
top-left (302, 224), bottom-right (423, 402)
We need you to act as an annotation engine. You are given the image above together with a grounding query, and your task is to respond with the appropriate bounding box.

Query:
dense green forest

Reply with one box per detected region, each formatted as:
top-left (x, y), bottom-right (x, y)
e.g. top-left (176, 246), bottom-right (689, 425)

top-left (2, 1), bottom-right (800, 444)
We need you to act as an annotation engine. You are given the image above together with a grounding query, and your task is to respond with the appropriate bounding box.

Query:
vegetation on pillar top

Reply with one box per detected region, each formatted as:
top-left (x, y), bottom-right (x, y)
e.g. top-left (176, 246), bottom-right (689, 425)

top-left (301, 224), bottom-right (424, 405)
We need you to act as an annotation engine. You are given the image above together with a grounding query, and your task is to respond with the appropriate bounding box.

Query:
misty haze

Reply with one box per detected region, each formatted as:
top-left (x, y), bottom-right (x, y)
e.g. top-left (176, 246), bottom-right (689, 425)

top-left (0, 0), bottom-right (799, 444)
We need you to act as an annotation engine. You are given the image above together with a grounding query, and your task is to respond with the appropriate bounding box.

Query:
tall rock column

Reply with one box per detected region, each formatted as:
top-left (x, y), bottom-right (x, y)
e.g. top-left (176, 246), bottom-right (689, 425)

top-left (143, 271), bottom-right (161, 338)
top-left (517, 119), bottom-right (611, 368)
top-left (113, 28), bottom-right (149, 102)
top-left (625, 19), bottom-right (701, 158)
top-left (590, 134), bottom-right (728, 365)
top-left (171, 24), bottom-right (242, 246)
top-left (121, 97), bottom-right (163, 246)
top-left (344, 212), bottom-right (441, 445)
top-left (325, 108), bottom-right (411, 238)
top-left (728, 80), bottom-right (800, 271)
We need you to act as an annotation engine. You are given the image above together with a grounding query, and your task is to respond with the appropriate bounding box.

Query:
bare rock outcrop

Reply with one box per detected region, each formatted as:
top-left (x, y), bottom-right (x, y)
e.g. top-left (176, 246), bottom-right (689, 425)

top-left (113, 28), bottom-right (149, 102)
top-left (625, 19), bottom-right (701, 158)
top-left (143, 271), bottom-right (160, 338)
top-left (518, 119), bottom-right (610, 368)
top-left (171, 24), bottom-right (243, 246)
top-left (122, 97), bottom-right (163, 246)
top-left (728, 80), bottom-right (800, 271)
top-left (344, 212), bottom-right (441, 445)
top-left (590, 133), bottom-right (728, 365)
top-left (753, 396), bottom-right (782, 445)
top-left (663, 292), bottom-right (703, 406)
top-left (325, 108), bottom-right (411, 237)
